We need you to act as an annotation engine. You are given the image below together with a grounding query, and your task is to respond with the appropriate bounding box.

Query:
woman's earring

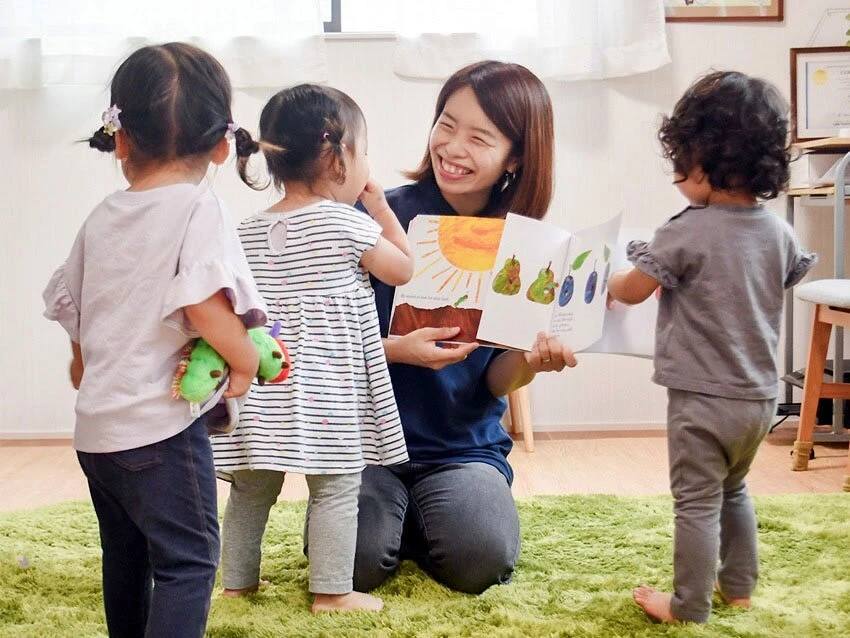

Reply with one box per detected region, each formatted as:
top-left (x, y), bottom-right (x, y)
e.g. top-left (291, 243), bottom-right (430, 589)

top-left (499, 171), bottom-right (516, 193)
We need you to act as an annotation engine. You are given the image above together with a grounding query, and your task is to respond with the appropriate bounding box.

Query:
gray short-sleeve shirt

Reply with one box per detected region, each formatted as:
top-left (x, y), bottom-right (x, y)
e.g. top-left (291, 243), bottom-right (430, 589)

top-left (628, 204), bottom-right (816, 400)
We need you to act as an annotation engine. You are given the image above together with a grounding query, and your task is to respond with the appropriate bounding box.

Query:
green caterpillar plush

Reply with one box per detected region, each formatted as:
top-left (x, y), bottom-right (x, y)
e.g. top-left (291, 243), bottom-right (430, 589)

top-left (172, 322), bottom-right (291, 433)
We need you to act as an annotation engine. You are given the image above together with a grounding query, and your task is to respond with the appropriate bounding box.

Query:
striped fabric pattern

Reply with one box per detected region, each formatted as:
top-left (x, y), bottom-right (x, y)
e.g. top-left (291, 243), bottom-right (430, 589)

top-left (212, 201), bottom-right (408, 476)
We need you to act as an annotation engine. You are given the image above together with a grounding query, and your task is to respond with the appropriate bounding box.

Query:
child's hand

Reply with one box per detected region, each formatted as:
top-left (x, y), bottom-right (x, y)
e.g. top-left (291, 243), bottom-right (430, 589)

top-left (358, 179), bottom-right (392, 219)
top-left (524, 332), bottom-right (577, 372)
top-left (223, 369), bottom-right (254, 399)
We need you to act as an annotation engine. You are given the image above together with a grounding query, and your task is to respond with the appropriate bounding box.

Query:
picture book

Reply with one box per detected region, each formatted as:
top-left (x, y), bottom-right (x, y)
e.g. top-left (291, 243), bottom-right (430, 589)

top-left (583, 228), bottom-right (659, 359)
top-left (389, 212), bottom-right (625, 352)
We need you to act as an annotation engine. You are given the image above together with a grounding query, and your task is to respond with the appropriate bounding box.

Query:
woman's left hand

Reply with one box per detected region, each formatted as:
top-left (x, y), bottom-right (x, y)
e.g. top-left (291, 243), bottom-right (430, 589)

top-left (524, 331), bottom-right (577, 372)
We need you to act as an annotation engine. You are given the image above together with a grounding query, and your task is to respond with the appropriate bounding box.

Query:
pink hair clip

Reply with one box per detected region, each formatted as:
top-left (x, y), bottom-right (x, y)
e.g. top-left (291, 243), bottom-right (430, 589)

top-left (226, 121), bottom-right (239, 140)
top-left (101, 105), bottom-right (122, 136)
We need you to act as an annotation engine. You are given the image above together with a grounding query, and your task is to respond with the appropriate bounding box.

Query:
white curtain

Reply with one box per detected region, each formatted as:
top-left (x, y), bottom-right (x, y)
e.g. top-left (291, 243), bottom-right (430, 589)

top-left (393, 0), bottom-right (670, 81)
top-left (0, 0), bottom-right (327, 89)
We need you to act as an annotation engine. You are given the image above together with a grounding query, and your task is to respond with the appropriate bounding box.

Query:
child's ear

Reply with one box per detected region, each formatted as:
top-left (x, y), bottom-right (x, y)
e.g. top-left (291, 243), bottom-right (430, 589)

top-left (330, 153), bottom-right (347, 185)
top-left (114, 130), bottom-right (130, 160)
top-left (211, 137), bottom-right (230, 166)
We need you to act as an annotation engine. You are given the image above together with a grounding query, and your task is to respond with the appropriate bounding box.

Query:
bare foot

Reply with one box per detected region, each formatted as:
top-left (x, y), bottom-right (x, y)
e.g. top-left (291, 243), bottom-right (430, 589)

top-left (632, 584), bottom-right (676, 623)
top-left (312, 591), bottom-right (384, 613)
top-left (221, 579), bottom-right (270, 598)
top-left (715, 582), bottom-right (751, 608)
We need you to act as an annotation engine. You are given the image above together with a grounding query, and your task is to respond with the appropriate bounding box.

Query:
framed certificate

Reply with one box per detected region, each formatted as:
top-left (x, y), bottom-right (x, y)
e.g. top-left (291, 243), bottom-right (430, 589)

top-left (664, 0), bottom-right (782, 22)
top-left (791, 47), bottom-right (850, 142)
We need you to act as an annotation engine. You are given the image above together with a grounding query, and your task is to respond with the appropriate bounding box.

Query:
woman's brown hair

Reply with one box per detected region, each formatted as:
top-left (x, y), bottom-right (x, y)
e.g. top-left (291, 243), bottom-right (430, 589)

top-left (405, 60), bottom-right (554, 219)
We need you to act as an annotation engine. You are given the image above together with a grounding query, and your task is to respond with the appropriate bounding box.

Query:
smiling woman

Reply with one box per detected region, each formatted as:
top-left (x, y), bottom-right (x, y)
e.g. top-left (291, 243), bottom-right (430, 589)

top-left (353, 60), bottom-right (580, 597)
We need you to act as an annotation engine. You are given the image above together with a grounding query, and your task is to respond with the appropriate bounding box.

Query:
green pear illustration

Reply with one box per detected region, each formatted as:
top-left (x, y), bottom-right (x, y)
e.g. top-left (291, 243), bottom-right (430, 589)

top-left (526, 261), bottom-right (557, 305)
top-left (491, 254), bottom-right (522, 296)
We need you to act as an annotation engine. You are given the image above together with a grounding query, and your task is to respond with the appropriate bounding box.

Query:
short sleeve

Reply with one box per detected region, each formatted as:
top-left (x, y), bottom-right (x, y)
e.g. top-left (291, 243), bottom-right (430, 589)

top-left (42, 265), bottom-right (81, 342)
top-left (43, 225), bottom-right (85, 342)
top-left (161, 196), bottom-right (267, 336)
top-left (626, 216), bottom-right (688, 288)
top-left (784, 245), bottom-right (818, 289)
top-left (337, 206), bottom-right (382, 258)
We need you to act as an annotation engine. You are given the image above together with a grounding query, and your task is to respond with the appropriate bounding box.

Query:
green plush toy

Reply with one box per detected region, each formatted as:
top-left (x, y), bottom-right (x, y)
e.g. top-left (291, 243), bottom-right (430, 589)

top-left (172, 322), bottom-right (291, 404)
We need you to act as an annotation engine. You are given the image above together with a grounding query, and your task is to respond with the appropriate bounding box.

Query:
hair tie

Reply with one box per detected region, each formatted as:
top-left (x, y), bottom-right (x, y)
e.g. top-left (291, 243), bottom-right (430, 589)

top-left (101, 105), bottom-right (122, 136)
top-left (322, 131), bottom-right (330, 141)
top-left (226, 121), bottom-right (240, 140)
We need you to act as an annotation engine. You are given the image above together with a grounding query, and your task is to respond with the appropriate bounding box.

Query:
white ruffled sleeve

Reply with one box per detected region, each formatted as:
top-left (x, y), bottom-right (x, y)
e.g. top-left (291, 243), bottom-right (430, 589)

top-left (42, 265), bottom-right (81, 342)
top-left (161, 196), bottom-right (267, 337)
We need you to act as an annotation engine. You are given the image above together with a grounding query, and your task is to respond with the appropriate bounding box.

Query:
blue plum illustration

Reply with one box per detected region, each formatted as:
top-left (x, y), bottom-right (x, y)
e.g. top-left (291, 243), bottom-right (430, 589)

top-left (558, 270), bottom-right (574, 306)
top-left (584, 261), bottom-right (598, 304)
top-left (600, 261), bottom-right (611, 296)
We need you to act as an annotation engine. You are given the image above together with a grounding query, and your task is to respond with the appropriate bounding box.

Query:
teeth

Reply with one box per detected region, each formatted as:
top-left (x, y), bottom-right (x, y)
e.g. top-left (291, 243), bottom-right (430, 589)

top-left (441, 159), bottom-right (471, 175)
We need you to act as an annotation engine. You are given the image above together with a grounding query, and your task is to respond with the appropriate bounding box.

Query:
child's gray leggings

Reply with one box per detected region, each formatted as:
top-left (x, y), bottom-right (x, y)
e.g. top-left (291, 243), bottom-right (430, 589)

top-left (221, 469), bottom-right (361, 594)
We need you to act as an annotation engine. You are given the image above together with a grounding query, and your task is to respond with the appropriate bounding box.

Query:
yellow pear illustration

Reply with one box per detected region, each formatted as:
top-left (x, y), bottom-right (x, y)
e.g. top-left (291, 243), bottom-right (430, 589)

top-left (492, 254), bottom-right (522, 296)
top-left (526, 261), bottom-right (556, 305)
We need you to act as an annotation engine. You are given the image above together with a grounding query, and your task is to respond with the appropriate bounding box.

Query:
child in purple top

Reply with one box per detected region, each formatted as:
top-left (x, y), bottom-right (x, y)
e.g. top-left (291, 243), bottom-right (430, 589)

top-left (43, 43), bottom-right (265, 637)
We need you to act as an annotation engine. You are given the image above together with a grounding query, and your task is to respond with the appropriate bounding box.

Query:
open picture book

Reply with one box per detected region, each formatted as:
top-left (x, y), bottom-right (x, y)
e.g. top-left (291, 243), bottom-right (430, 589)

top-left (389, 213), bottom-right (658, 356)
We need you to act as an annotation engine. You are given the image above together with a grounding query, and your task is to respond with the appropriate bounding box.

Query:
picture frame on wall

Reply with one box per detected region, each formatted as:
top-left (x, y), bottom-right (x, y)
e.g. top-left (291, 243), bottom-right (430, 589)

top-left (791, 47), bottom-right (850, 143)
top-left (664, 0), bottom-right (783, 22)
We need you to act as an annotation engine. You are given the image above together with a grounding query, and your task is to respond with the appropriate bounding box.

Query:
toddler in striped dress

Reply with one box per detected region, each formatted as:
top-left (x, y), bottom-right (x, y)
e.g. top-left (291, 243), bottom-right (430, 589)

top-left (212, 84), bottom-right (413, 613)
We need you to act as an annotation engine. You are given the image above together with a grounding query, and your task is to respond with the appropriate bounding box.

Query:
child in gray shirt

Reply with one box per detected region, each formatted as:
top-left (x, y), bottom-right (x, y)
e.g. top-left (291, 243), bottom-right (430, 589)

top-left (607, 70), bottom-right (816, 624)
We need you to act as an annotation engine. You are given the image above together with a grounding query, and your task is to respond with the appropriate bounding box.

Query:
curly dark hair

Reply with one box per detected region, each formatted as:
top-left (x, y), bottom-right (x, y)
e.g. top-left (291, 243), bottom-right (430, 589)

top-left (658, 71), bottom-right (791, 200)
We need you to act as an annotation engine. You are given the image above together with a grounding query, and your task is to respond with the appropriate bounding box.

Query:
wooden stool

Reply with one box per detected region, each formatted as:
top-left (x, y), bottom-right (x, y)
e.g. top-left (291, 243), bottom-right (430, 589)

top-left (507, 387), bottom-right (534, 452)
top-left (790, 279), bottom-right (850, 491)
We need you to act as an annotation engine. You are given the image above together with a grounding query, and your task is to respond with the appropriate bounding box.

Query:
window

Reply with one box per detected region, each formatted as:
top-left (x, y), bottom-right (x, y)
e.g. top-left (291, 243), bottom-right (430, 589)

top-left (322, 0), bottom-right (399, 33)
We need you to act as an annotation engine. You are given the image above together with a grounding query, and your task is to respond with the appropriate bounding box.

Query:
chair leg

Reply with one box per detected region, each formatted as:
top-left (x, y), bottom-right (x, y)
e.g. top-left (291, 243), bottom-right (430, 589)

top-left (792, 306), bottom-right (831, 471)
top-left (508, 390), bottom-right (522, 436)
top-left (515, 385), bottom-right (534, 453)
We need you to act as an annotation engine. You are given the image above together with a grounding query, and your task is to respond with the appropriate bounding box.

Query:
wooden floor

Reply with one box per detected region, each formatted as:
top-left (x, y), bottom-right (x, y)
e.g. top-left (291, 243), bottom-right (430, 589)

top-left (0, 421), bottom-right (846, 512)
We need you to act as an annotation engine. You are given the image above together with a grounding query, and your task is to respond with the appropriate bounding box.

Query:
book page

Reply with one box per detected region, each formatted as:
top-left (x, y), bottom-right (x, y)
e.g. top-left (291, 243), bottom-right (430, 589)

top-left (475, 214), bottom-right (571, 350)
top-left (584, 228), bottom-right (658, 358)
top-left (548, 213), bottom-right (622, 352)
top-left (389, 215), bottom-right (506, 343)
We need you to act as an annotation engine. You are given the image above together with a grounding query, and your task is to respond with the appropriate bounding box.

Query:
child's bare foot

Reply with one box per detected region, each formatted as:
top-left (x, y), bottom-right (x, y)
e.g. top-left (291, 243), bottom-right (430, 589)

top-left (632, 584), bottom-right (676, 623)
top-left (221, 579), bottom-right (270, 597)
top-left (312, 591), bottom-right (384, 613)
top-left (715, 582), bottom-right (751, 608)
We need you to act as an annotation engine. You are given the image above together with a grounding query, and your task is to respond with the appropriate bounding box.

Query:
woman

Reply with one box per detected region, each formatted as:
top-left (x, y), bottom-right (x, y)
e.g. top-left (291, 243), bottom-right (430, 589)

top-left (354, 60), bottom-right (576, 594)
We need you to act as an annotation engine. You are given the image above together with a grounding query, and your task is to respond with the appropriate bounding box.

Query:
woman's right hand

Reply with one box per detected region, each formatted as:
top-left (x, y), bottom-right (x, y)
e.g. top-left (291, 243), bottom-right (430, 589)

top-left (384, 327), bottom-right (479, 370)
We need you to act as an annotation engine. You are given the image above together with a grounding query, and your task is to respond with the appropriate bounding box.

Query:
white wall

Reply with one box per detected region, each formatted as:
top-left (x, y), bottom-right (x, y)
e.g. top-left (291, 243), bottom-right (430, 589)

top-left (2, 1), bottom-right (847, 437)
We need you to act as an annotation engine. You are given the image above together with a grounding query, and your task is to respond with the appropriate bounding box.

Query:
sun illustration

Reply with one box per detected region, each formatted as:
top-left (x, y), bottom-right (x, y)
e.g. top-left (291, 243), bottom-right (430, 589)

top-left (412, 216), bottom-right (504, 304)
top-left (812, 68), bottom-right (829, 86)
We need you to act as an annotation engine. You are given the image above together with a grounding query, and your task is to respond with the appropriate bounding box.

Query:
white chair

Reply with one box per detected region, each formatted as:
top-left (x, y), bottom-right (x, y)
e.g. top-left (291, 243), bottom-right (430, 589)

top-left (790, 279), bottom-right (850, 491)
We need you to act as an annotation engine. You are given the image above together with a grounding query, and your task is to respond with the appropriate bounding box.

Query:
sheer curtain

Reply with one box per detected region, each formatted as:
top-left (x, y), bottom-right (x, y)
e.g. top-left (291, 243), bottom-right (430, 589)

top-left (393, 0), bottom-right (670, 81)
top-left (0, 0), bottom-right (327, 88)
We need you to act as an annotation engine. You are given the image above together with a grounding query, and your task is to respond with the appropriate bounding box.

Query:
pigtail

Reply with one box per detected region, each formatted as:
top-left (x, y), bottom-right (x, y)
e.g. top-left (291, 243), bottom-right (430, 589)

top-left (234, 127), bottom-right (265, 190)
top-left (322, 118), bottom-right (347, 184)
top-left (87, 128), bottom-right (117, 153)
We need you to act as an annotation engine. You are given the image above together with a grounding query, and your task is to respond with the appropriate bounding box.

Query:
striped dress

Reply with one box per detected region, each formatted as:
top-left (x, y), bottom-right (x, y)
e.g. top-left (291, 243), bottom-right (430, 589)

top-left (212, 201), bottom-right (408, 476)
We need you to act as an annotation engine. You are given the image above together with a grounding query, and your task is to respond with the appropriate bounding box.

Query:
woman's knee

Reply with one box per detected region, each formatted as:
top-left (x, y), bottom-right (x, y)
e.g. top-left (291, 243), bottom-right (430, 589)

top-left (351, 466), bottom-right (407, 592)
top-left (428, 527), bottom-right (519, 594)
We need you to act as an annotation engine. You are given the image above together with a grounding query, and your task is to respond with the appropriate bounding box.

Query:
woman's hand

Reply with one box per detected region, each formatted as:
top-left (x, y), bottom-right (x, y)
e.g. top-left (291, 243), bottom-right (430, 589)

top-left (523, 332), bottom-right (577, 373)
top-left (384, 327), bottom-right (478, 370)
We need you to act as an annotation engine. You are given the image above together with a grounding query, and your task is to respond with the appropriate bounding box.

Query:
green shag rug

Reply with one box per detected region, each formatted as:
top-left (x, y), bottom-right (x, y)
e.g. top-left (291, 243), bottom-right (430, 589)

top-left (1, 495), bottom-right (848, 637)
